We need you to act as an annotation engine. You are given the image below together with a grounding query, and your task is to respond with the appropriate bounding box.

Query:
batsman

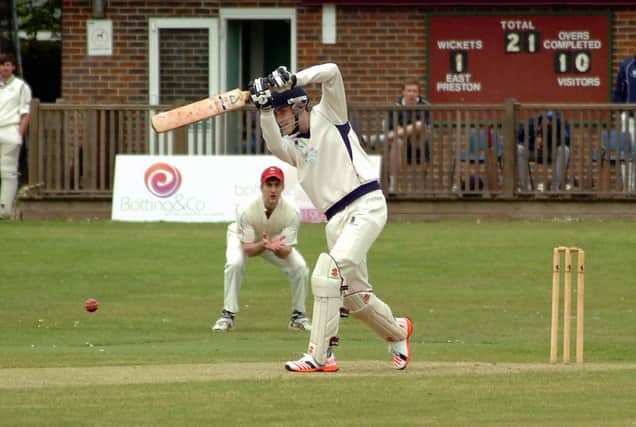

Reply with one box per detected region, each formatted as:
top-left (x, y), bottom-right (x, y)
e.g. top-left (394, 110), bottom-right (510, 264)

top-left (249, 63), bottom-right (413, 372)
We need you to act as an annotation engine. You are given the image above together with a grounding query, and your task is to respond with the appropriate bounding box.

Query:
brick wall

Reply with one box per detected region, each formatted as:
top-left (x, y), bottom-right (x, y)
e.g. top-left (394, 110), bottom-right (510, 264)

top-left (61, 0), bottom-right (226, 103)
top-left (60, 1), bottom-right (636, 106)
top-left (298, 6), bottom-right (427, 106)
top-left (612, 10), bottom-right (636, 82)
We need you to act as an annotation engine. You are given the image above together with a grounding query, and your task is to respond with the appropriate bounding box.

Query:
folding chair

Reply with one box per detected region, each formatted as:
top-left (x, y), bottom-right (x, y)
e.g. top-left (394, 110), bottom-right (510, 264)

top-left (593, 130), bottom-right (634, 192)
top-left (455, 128), bottom-right (502, 192)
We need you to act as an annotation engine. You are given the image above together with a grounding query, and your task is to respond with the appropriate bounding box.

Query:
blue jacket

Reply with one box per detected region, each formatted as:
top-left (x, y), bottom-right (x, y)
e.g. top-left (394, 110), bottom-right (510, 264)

top-left (613, 56), bottom-right (636, 103)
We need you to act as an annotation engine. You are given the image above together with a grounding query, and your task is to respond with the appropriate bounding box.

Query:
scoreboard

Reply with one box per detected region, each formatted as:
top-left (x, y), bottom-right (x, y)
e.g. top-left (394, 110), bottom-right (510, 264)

top-left (427, 14), bottom-right (611, 103)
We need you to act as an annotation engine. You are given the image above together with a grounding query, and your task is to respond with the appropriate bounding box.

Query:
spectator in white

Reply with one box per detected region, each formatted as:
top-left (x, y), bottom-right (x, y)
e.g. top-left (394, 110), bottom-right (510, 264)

top-left (386, 79), bottom-right (431, 193)
top-left (249, 63), bottom-right (413, 373)
top-left (212, 166), bottom-right (311, 332)
top-left (612, 54), bottom-right (636, 191)
top-left (0, 52), bottom-right (31, 219)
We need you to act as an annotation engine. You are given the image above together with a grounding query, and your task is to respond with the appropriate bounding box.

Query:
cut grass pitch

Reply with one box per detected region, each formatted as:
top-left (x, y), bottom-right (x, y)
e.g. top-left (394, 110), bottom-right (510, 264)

top-left (2, 361), bottom-right (636, 389)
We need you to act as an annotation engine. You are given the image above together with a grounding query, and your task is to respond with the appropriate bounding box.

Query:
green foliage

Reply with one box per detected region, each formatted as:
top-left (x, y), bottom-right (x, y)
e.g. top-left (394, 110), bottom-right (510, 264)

top-left (16, 0), bottom-right (61, 40)
top-left (0, 220), bottom-right (635, 425)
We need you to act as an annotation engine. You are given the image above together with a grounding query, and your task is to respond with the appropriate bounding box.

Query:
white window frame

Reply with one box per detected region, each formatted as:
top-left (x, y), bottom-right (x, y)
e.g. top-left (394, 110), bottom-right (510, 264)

top-left (147, 18), bottom-right (219, 154)
top-left (148, 17), bottom-right (219, 105)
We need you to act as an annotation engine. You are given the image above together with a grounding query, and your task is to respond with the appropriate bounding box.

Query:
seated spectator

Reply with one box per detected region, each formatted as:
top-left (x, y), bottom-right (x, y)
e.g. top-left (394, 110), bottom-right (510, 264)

top-left (386, 79), bottom-right (430, 193)
top-left (517, 111), bottom-right (571, 191)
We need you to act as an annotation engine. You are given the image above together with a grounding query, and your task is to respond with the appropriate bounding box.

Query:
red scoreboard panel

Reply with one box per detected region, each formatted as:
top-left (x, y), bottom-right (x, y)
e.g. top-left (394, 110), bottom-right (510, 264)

top-left (427, 14), bottom-right (611, 103)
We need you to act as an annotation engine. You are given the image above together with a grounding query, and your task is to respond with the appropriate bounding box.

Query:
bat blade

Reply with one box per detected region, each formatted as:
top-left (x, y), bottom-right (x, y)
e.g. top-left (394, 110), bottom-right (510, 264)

top-left (151, 89), bottom-right (250, 133)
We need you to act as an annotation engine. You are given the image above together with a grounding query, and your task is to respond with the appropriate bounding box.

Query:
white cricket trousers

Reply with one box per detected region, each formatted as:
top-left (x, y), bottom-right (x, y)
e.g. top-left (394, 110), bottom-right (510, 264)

top-left (621, 112), bottom-right (636, 192)
top-left (326, 190), bottom-right (387, 294)
top-left (223, 224), bottom-right (309, 315)
top-left (324, 190), bottom-right (404, 341)
top-left (0, 125), bottom-right (22, 215)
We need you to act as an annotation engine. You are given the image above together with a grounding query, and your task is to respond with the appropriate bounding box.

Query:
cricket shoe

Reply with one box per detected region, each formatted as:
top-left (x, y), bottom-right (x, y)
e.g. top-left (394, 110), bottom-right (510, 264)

top-left (211, 310), bottom-right (235, 331)
top-left (285, 353), bottom-right (338, 372)
top-left (289, 311), bottom-right (312, 331)
top-left (0, 205), bottom-right (10, 220)
top-left (389, 317), bottom-right (413, 370)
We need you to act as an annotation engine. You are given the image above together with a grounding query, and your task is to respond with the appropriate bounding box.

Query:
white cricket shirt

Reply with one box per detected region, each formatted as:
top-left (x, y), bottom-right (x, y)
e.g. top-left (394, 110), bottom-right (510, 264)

top-left (261, 63), bottom-right (379, 214)
top-left (0, 76), bottom-right (31, 127)
top-left (235, 194), bottom-right (300, 245)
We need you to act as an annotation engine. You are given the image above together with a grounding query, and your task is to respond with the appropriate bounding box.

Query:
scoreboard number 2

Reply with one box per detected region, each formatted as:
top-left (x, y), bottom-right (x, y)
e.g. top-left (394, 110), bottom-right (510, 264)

top-left (554, 50), bottom-right (591, 73)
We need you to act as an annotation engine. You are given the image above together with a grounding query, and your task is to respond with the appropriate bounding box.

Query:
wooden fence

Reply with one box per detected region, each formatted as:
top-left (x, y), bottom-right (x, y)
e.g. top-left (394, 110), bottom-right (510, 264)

top-left (23, 99), bottom-right (636, 200)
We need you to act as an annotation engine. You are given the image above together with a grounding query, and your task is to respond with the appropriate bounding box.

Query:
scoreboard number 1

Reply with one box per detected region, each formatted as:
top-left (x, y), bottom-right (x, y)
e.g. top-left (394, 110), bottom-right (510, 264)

top-left (449, 50), bottom-right (468, 73)
top-left (523, 31), bottom-right (540, 53)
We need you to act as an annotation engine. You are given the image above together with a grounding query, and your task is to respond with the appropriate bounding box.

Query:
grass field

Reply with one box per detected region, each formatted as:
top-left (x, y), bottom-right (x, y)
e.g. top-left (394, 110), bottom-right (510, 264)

top-left (1, 220), bottom-right (635, 426)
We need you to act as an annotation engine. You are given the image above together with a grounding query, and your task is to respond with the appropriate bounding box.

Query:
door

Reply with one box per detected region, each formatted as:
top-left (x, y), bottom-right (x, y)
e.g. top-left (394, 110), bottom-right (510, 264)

top-left (221, 8), bottom-right (296, 154)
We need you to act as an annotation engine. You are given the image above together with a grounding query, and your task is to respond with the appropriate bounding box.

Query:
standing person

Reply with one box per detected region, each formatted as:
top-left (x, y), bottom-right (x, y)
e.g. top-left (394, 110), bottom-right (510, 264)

top-left (613, 53), bottom-right (636, 131)
top-left (0, 52), bottom-right (31, 219)
top-left (386, 79), bottom-right (431, 193)
top-left (249, 63), bottom-right (413, 372)
top-left (613, 54), bottom-right (636, 191)
top-left (211, 166), bottom-right (312, 332)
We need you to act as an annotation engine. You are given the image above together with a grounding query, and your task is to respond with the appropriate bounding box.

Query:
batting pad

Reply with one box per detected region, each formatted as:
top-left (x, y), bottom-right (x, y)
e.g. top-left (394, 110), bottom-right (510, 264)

top-left (307, 253), bottom-right (343, 366)
top-left (344, 292), bottom-right (407, 342)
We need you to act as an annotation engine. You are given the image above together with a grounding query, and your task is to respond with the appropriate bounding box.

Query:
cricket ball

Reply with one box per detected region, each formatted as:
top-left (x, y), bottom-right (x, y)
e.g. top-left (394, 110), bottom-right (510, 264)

top-left (85, 298), bottom-right (99, 313)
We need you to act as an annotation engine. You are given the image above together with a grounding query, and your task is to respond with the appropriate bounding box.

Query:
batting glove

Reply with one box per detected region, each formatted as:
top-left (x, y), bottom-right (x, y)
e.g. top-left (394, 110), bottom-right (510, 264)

top-left (268, 66), bottom-right (296, 91)
top-left (249, 77), bottom-right (273, 110)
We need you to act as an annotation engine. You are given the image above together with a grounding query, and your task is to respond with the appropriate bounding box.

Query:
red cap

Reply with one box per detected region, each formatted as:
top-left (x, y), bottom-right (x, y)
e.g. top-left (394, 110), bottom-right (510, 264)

top-left (261, 166), bottom-right (284, 184)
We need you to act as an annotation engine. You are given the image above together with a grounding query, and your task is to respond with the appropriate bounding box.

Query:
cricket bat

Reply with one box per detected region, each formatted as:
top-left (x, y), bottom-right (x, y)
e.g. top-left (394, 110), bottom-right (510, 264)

top-left (151, 88), bottom-right (251, 133)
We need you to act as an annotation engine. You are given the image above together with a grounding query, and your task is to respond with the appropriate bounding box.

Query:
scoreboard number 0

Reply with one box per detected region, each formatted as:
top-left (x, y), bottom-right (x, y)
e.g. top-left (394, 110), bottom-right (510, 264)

top-left (574, 51), bottom-right (591, 73)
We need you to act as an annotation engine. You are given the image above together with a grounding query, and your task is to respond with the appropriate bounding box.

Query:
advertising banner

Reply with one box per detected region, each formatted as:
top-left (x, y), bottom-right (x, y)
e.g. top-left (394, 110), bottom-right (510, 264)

top-left (112, 155), bottom-right (381, 223)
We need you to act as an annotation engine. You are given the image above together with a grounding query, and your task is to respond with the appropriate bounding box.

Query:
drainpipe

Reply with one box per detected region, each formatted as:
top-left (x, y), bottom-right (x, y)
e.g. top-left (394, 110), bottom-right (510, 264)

top-left (10, 0), bottom-right (23, 76)
top-left (93, 0), bottom-right (105, 18)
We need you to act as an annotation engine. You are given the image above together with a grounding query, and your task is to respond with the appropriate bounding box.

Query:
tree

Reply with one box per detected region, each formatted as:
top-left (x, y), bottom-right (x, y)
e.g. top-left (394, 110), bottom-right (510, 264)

top-left (16, 0), bottom-right (61, 40)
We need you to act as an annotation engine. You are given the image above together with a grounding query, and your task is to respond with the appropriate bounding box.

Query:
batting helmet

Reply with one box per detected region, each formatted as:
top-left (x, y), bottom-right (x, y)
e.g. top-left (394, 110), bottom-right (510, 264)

top-left (272, 86), bottom-right (309, 110)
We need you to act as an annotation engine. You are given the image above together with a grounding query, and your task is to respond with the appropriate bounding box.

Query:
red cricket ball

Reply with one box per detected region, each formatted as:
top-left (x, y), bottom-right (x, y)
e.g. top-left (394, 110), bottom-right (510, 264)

top-left (85, 298), bottom-right (99, 313)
